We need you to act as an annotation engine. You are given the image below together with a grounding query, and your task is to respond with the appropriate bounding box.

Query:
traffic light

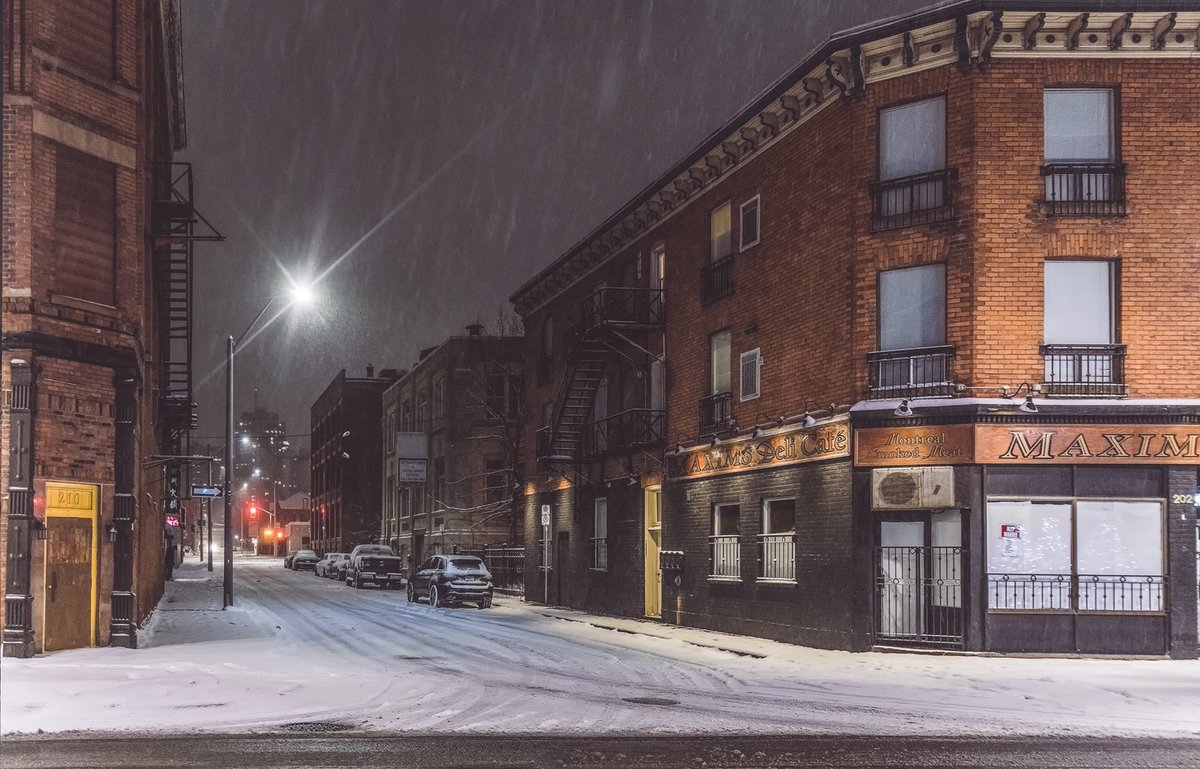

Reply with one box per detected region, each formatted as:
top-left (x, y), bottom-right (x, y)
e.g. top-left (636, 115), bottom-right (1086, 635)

top-left (248, 505), bottom-right (257, 520)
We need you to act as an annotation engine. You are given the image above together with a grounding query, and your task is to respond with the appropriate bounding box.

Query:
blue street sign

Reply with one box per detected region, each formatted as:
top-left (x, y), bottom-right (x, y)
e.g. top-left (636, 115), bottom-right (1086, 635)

top-left (191, 485), bottom-right (223, 498)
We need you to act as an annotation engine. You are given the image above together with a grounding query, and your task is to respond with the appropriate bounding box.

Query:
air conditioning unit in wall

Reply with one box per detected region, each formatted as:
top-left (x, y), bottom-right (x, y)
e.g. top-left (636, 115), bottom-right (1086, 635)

top-left (871, 467), bottom-right (955, 510)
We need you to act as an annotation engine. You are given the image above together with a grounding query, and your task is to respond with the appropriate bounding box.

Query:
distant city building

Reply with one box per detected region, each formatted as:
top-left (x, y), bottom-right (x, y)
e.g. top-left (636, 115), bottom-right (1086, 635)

top-left (310, 366), bottom-right (400, 554)
top-left (381, 325), bottom-right (524, 568)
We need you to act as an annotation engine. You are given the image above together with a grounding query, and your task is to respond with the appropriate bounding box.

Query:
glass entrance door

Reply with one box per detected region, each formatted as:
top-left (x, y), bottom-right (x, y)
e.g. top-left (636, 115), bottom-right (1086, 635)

top-left (876, 511), bottom-right (964, 647)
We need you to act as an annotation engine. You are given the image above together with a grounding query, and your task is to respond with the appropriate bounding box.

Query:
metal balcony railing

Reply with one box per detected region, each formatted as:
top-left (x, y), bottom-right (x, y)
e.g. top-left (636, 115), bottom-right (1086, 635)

top-left (709, 535), bottom-right (740, 579)
top-left (758, 534), bottom-right (796, 582)
top-left (988, 573), bottom-right (1164, 612)
top-left (591, 538), bottom-right (608, 571)
top-left (582, 408), bottom-right (665, 458)
top-left (582, 287), bottom-right (664, 331)
top-left (1041, 162), bottom-right (1126, 217)
top-left (700, 255), bottom-right (734, 306)
top-left (699, 391), bottom-right (733, 435)
top-left (870, 168), bottom-right (956, 231)
top-left (1041, 344), bottom-right (1126, 397)
top-left (866, 345), bottom-right (956, 399)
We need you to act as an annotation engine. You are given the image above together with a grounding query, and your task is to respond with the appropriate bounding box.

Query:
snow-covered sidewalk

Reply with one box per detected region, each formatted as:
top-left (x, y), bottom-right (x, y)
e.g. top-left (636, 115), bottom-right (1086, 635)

top-left (2, 557), bottom-right (1199, 737)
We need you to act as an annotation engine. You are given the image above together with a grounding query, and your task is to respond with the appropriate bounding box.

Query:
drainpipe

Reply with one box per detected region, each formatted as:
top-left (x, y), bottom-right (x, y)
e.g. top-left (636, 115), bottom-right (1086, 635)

top-left (3, 358), bottom-right (36, 658)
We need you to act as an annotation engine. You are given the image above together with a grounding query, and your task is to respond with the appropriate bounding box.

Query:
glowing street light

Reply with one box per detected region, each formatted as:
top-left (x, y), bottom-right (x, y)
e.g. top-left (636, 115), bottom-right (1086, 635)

top-left (222, 275), bottom-right (317, 608)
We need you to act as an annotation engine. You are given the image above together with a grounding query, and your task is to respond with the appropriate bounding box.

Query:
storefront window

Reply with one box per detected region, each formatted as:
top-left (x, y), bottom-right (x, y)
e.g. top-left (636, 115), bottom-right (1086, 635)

top-left (987, 499), bottom-right (1163, 612)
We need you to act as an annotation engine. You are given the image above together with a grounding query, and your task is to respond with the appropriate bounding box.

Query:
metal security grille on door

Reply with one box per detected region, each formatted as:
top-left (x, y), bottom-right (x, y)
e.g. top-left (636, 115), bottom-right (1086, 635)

top-left (876, 545), bottom-right (964, 647)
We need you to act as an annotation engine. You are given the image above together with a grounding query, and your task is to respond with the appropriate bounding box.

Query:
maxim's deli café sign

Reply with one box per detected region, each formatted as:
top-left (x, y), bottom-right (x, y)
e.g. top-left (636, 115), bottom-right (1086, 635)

top-left (856, 424), bottom-right (1200, 466)
top-left (670, 420), bottom-right (850, 480)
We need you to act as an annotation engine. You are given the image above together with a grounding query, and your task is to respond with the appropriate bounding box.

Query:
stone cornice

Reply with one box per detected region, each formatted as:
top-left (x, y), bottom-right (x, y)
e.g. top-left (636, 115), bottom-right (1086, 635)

top-left (510, 2), bottom-right (1200, 317)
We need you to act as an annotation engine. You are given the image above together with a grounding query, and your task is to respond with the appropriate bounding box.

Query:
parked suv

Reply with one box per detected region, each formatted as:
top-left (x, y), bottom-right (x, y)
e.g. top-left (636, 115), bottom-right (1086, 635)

top-left (407, 555), bottom-right (493, 608)
top-left (345, 544), bottom-right (404, 589)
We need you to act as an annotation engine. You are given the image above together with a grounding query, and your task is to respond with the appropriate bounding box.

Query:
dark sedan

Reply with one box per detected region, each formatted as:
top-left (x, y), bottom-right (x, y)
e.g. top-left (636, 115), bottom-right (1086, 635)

top-left (406, 555), bottom-right (493, 608)
top-left (290, 549), bottom-right (319, 571)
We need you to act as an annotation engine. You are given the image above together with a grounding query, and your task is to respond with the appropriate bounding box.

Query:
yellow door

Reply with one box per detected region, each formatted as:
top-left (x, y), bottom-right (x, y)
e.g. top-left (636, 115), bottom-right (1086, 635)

top-left (43, 482), bottom-right (99, 651)
top-left (644, 487), bottom-right (662, 618)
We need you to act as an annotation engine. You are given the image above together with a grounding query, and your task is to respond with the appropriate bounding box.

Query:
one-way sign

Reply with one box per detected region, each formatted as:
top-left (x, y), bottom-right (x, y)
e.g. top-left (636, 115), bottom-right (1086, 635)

top-left (190, 485), bottom-right (224, 498)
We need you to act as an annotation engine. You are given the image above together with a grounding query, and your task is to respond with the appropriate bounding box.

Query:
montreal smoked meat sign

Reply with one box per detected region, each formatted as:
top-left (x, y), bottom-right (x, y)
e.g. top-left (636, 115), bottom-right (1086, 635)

top-left (670, 420), bottom-right (850, 479)
top-left (856, 424), bottom-right (1200, 466)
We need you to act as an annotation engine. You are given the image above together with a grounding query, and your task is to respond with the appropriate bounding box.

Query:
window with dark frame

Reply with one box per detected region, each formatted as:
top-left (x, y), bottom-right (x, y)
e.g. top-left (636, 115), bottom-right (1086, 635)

top-left (592, 497), bottom-right (608, 571)
top-left (739, 196), bottom-right (760, 250)
top-left (873, 96), bottom-right (951, 227)
top-left (1042, 88), bottom-right (1123, 214)
top-left (53, 144), bottom-right (117, 306)
top-left (483, 458), bottom-right (506, 506)
top-left (710, 503), bottom-right (740, 579)
top-left (1042, 260), bottom-right (1123, 394)
top-left (760, 498), bottom-right (796, 582)
top-left (871, 264), bottom-right (951, 395)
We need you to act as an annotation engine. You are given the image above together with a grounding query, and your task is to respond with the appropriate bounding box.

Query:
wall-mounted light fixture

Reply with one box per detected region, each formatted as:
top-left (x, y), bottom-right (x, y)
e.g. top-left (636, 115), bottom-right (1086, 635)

top-left (106, 522), bottom-right (118, 543)
top-left (893, 399), bottom-right (913, 418)
top-left (33, 518), bottom-right (47, 541)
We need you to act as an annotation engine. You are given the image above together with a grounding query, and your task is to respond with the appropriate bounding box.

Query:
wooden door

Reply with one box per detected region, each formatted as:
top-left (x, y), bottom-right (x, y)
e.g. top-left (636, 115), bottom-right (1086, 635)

top-left (45, 517), bottom-right (93, 651)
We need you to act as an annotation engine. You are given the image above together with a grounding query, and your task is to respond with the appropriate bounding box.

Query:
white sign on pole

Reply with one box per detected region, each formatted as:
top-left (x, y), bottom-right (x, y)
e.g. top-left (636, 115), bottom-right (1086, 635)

top-left (540, 504), bottom-right (551, 527)
top-left (395, 432), bottom-right (428, 484)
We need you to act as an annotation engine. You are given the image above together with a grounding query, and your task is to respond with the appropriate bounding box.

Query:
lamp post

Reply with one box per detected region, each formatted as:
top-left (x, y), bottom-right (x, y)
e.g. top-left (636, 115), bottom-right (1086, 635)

top-left (223, 282), bottom-right (315, 608)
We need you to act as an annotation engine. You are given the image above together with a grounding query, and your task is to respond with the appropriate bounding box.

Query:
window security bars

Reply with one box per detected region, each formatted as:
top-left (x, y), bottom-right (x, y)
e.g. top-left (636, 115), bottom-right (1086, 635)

top-left (709, 535), bottom-right (740, 579)
top-left (1040, 344), bottom-right (1126, 397)
top-left (876, 545), bottom-right (964, 647)
top-left (758, 534), bottom-right (796, 582)
top-left (866, 345), bottom-right (955, 399)
top-left (591, 538), bottom-right (608, 571)
top-left (869, 168), bottom-right (956, 231)
top-left (699, 391), bottom-right (733, 435)
top-left (700, 255), bottom-right (734, 305)
top-left (582, 408), bottom-right (665, 458)
top-left (1041, 162), bottom-right (1125, 217)
top-left (582, 287), bottom-right (664, 331)
top-left (987, 574), bottom-right (1164, 612)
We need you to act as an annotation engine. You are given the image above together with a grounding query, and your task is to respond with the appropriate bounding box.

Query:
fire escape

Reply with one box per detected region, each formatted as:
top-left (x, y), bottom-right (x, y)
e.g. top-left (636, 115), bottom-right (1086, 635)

top-left (151, 163), bottom-right (223, 502)
top-left (537, 287), bottom-right (665, 469)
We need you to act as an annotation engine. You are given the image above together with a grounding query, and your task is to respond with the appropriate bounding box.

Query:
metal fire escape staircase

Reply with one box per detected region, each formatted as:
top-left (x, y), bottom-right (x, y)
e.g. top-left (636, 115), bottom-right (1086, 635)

top-left (151, 163), bottom-right (223, 478)
top-left (537, 287), bottom-right (664, 470)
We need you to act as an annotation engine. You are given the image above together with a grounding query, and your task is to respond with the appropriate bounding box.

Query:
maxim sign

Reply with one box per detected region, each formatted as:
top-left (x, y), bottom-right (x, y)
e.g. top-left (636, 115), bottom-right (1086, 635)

top-left (669, 420), bottom-right (850, 480)
top-left (856, 424), bottom-right (1200, 467)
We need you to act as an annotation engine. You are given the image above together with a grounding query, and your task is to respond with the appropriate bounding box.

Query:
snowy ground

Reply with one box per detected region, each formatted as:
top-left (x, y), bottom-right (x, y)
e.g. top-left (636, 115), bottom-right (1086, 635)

top-left (2, 557), bottom-right (1199, 737)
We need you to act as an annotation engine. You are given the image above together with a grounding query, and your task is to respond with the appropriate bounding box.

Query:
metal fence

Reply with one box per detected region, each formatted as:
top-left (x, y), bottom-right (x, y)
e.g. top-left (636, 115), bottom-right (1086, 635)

top-left (460, 546), bottom-right (525, 596)
top-left (758, 534), bottom-right (796, 582)
top-left (870, 168), bottom-right (956, 231)
top-left (700, 255), bottom-right (734, 305)
top-left (988, 573), bottom-right (1164, 612)
top-left (1040, 344), bottom-right (1126, 397)
top-left (1041, 162), bottom-right (1126, 217)
top-left (709, 535), bottom-right (740, 579)
top-left (699, 391), bottom-right (733, 435)
top-left (866, 345), bottom-right (956, 399)
top-left (876, 545), bottom-right (964, 646)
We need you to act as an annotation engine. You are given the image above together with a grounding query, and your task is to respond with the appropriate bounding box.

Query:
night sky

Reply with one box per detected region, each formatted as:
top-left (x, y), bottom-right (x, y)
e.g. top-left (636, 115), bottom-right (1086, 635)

top-left (180, 0), bottom-right (927, 445)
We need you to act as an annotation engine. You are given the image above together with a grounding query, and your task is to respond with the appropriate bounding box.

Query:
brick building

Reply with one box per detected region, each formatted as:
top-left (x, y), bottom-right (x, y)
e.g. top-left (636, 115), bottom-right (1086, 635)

top-left (310, 366), bottom-right (398, 554)
top-left (380, 326), bottom-right (523, 568)
top-left (2, 0), bottom-right (218, 655)
top-left (512, 1), bottom-right (1199, 657)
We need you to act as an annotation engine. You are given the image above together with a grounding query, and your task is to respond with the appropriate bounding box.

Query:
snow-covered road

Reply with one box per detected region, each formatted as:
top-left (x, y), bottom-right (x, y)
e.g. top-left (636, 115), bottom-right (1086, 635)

top-left (3, 557), bottom-right (1198, 736)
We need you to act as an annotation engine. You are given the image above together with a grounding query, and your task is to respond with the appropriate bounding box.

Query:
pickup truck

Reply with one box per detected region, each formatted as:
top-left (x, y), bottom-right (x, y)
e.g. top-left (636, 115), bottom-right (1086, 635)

top-left (344, 544), bottom-right (404, 589)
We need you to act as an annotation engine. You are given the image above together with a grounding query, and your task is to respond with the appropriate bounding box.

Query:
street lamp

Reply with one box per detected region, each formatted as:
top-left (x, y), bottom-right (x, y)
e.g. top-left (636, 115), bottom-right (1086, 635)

top-left (223, 281), bottom-right (316, 608)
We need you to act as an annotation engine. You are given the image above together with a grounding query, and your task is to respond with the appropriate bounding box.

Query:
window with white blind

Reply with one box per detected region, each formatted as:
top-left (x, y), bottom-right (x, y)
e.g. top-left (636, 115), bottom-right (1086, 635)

top-left (1044, 88), bottom-right (1114, 162)
top-left (710, 330), bottom-right (731, 396)
top-left (880, 97), bottom-right (946, 181)
top-left (1044, 261), bottom-right (1113, 345)
top-left (739, 348), bottom-right (761, 401)
top-left (710, 202), bottom-right (732, 262)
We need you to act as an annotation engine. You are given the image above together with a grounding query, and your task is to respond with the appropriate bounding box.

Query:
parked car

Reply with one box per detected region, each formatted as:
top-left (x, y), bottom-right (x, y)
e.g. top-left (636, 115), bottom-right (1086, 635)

top-left (314, 552), bottom-right (345, 577)
top-left (345, 544), bottom-right (404, 589)
top-left (290, 549), bottom-right (319, 571)
top-left (329, 553), bottom-right (350, 580)
top-left (283, 552), bottom-right (297, 569)
top-left (407, 555), bottom-right (493, 608)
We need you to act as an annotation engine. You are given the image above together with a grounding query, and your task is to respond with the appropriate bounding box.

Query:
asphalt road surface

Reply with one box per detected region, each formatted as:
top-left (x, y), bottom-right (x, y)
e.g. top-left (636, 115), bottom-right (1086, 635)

top-left (3, 734), bottom-right (1199, 769)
